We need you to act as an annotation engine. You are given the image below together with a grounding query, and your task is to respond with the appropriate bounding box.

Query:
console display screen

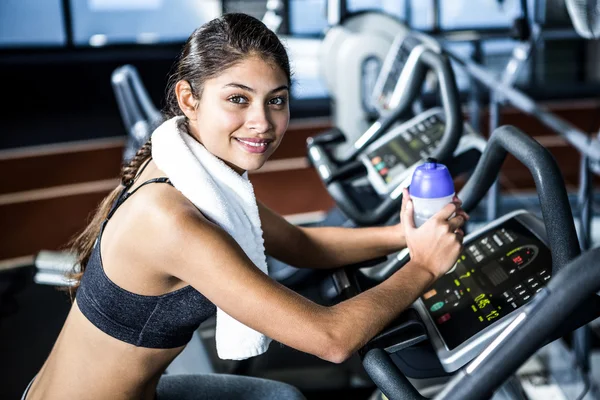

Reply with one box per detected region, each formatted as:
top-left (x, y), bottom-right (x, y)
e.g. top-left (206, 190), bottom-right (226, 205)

top-left (374, 35), bottom-right (423, 112)
top-left (420, 218), bottom-right (552, 350)
top-left (366, 113), bottom-right (444, 184)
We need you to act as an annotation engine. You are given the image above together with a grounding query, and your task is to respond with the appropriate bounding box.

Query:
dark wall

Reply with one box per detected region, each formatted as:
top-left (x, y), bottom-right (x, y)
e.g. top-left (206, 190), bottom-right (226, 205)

top-left (0, 46), bottom-right (181, 149)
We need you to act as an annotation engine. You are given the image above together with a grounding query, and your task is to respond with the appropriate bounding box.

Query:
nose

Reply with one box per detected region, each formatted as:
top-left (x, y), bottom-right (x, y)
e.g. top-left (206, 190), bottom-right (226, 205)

top-left (246, 105), bottom-right (272, 133)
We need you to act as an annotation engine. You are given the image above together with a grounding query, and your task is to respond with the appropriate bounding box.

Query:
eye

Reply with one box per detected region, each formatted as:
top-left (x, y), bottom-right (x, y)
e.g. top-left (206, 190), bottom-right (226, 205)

top-left (269, 96), bottom-right (287, 106)
top-left (228, 95), bottom-right (248, 104)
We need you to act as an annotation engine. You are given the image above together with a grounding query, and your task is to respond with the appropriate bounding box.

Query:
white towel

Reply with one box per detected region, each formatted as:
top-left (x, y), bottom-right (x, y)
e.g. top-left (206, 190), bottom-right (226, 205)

top-left (151, 116), bottom-right (272, 360)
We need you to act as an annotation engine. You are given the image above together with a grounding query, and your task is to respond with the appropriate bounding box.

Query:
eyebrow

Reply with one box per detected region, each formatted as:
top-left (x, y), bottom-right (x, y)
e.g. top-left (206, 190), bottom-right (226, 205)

top-left (223, 83), bottom-right (289, 94)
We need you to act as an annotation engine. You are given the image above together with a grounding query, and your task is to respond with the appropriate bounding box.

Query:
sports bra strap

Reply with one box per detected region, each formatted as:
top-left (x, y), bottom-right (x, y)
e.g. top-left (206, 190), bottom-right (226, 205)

top-left (106, 177), bottom-right (173, 221)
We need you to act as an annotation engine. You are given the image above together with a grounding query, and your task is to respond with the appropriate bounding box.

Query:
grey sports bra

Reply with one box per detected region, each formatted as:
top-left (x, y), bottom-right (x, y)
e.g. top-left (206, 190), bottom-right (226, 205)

top-left (76, 170), bottom-right (217, 349)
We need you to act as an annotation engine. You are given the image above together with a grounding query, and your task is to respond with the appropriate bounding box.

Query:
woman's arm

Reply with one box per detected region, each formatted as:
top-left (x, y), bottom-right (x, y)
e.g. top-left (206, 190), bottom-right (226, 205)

top-left (259, 198), bottom-right (467, 270)
top-left (149, 188), bottom-right (464, 364)
top-left (258, 201), bottom-right (406, 269)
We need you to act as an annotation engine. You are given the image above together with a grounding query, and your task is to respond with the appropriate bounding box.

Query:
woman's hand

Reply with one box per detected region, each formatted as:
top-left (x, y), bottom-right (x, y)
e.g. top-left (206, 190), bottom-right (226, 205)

top-left (400, 188), bottom-right (468, 280)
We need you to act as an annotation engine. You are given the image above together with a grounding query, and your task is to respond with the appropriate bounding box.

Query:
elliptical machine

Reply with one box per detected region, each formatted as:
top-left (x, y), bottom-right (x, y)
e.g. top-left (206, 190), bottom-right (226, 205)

top-left (319, 0), bottom-right (410, 145)
top-left (308, 31), bottom-right (486, 228)
top-left (332, 126), bottom-right (599, 399)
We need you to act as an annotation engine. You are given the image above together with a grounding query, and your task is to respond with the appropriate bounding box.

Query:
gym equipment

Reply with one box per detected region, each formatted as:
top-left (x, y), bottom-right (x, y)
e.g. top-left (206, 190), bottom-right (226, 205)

top-left (319, 0), bottom-right (409, 146)
top-left (335, 125), bottom-right (595, 399)
top-left (565, 0), bottom-right (600, 39)
top-left (348, 126), bottom-right (600, 400)
top-left (110, 64), bottom-right (163, 163)
top-left (309, 33), bottom-right (485, 227)
top-left (370, 31), bottom-right (441, 119)
top-left (444, 12), bottom-right (600, 384)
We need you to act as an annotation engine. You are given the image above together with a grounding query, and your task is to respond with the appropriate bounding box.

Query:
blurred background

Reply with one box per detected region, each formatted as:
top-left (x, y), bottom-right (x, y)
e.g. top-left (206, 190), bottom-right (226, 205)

top-left (1, 1), bottom-right (599, 399)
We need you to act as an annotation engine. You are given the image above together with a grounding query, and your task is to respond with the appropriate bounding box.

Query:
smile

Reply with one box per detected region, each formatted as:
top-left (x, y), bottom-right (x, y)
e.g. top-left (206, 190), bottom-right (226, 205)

top-left (234, 137), bottom-right (273, 154)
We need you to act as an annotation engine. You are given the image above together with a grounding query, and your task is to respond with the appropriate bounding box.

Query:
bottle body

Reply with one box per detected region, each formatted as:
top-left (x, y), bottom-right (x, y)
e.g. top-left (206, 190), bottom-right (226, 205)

top-left (411, 193), bottom-right (455, 228)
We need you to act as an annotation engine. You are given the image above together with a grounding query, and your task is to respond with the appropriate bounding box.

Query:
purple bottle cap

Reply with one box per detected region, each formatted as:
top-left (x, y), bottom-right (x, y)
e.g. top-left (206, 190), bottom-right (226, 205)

top-left (409, 158), bottom-right (454, 198)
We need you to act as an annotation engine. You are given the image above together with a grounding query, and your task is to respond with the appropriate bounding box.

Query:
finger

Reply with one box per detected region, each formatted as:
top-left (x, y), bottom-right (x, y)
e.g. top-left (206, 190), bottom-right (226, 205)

top-left (434, 201), bottom-right (460, 221)
top-left (448, 215), bottom-right (466, 232)
top-left (402, 191), bottom-right (416, 232)
top-left (454, 229), bottom-right (465, 243)
top-left (455, 209), bottom-right (470, 221)
top-left (400, 188), bottom-right (409, 215)
top-left (453, 195), bottom-right (463, 206)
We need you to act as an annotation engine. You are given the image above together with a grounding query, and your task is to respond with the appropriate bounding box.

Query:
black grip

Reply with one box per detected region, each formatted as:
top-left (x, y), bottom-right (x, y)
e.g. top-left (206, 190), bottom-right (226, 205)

top-left (435, 247), bottom-right (600, 400)
top-left (458, 125), bottom-right (579, 273)
top-left (363, 348), bottom-right (426, 400)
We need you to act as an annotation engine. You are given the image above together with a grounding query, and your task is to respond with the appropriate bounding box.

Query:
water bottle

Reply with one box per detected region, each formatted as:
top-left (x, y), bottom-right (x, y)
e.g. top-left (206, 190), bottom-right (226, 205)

top-left (409, 158), bottom-right (455, 228)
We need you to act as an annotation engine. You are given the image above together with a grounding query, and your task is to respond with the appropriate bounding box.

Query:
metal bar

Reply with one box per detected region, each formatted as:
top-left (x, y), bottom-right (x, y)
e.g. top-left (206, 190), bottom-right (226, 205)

top-left (61, 0), bottom-right (74, 48)
top-left (486, 92), bottom-right (500, 221)
top-left (432, 0), bottom-right (441, 33)
top-left (468, 41), bottom-right (483, 133)
top-left (578, 156), bottom-right (593, 251)
top-left (443, 46), bottom-right (600, 161)
top-left (431, 27), bottom-right (582, 43)
top-left (573, 155), bottom-right (593, 374)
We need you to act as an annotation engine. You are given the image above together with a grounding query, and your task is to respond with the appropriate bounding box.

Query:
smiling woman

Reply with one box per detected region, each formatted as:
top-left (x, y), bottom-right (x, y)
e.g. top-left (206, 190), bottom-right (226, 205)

top-left (22, 12), bottom-right (467, 400)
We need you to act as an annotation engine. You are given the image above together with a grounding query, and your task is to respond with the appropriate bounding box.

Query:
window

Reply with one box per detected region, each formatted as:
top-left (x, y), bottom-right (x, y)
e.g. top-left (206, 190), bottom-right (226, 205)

top-left (0, 0), bottom-right (66, 48)
top-left (70, 0), bottom-right (221, 46)
top-left (439, 0), bottom-right (523, 30)
top-left (289, 0), bottom-right (328, 36)
top-left (223, 0), bottom-right (268, 21)
top-left (285, 37), bottom-right (329, 99)
top-left (409, 0), bottom-right (434, 31)
top-left (289, 0), bottom-right (409, 37)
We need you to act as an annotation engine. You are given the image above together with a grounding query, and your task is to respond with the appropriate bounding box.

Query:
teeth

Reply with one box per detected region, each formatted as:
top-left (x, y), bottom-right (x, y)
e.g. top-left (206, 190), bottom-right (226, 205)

top-left (237, 139), bottom-right (268, 147)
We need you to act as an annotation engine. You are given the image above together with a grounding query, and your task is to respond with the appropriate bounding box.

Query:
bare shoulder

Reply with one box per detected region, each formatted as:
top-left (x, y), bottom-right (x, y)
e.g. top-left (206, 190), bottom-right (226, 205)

top-left (104, 177), bottom-right (213, 277)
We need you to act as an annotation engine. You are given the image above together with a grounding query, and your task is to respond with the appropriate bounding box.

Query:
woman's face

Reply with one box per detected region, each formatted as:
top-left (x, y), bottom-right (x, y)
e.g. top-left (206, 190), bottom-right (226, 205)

top-left (179, 56), bottom-right (290, 174)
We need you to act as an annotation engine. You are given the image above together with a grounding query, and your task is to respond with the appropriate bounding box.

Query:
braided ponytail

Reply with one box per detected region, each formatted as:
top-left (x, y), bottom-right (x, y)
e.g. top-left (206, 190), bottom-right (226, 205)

top-left (66, 139), bottom-right (153, 295)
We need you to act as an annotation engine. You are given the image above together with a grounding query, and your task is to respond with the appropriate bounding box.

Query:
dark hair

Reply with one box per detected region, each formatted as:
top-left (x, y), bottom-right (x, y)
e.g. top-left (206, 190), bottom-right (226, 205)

top-left (67, 13), bottom-right (291, 295)
top-left (163, 13), bottom-right (292, 119)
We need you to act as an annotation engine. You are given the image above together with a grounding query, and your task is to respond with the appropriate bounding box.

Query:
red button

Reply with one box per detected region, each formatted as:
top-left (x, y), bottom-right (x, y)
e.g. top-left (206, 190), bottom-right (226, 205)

top-left (380, 167), bottom-right (389, 175)
top-left (437, 313), bottom-right (451, 324)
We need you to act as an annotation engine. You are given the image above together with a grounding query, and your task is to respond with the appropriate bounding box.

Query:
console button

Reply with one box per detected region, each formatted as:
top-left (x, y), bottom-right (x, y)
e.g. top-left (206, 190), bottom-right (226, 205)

top-left (513, 284), bottom-right (524, 292)
top-left (437, 313), bottom-right (451, 324)
top-left (528, 280), bottom-right (541, 291)
top-left (430, 301), bottom-right (445, 312)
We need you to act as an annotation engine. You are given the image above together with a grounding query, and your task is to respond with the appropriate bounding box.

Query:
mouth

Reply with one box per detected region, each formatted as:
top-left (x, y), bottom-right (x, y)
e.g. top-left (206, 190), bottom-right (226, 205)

top-left (233, 137), bottom-right (274, 154)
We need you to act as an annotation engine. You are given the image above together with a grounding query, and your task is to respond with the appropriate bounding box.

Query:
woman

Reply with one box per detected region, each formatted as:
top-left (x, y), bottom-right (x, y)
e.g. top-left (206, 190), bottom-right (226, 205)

top-left (24, 13), bottom-right (467, 400)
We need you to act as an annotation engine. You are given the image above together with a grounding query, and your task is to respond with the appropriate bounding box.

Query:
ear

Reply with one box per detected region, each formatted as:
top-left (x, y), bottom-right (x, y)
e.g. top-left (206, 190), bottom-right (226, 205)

top-left (175, 80), bottom-right (199, 120)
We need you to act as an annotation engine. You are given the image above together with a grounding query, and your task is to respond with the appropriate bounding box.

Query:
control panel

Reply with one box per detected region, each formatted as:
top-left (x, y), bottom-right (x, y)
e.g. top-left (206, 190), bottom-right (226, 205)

top-left (412, 212), bottom-right (552, 372)
top-left (360, 108), bottom-right (458, 195)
